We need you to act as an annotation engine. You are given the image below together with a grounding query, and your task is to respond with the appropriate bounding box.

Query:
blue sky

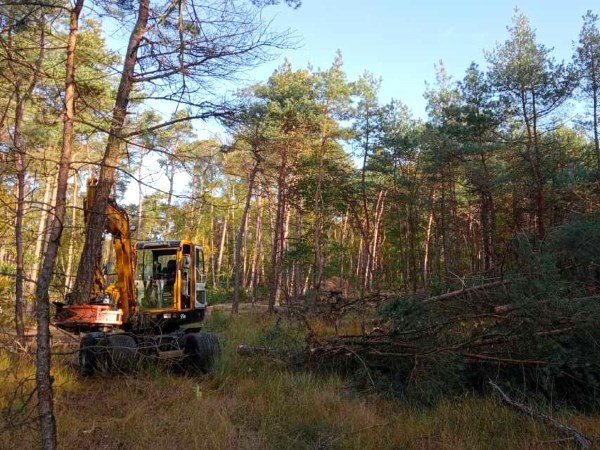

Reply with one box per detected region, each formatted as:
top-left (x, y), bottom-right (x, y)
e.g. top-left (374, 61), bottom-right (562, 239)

top-left (246, 0), bottom-right (594, 119)
top-left (110, 0), bottom-right (594, 201)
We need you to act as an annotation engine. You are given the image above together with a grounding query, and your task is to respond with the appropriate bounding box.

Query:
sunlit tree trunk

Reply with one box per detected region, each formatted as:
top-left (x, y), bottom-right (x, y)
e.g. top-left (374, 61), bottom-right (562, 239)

top-left (423, 189), bottom-right (436, 287)
top-left (232, 160), bottom-right (259, 314)
top-left (8, 13), bottom-right (45, 339)
top-left (71, 0), bottom-right (150, 305)
top-left (216, 211), bottom-right (228, 282)
top-left (64, 174), bottom-right (79, 292)
top-left (136, 148), bottom-right (145, 239)
top-left (36, 2), bottom-right (83, 448)
top-left (249, 195), bottom-right (263, 303)
top-left (30, 175), bottom-right (54, 294)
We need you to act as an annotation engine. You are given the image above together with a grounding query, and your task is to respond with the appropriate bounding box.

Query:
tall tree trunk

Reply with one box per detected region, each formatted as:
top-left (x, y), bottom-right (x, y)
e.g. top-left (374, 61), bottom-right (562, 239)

top-left (479, 151), bottom-right (495, 271)
top-left (423, 189), bottom-right (436, 287)
top-left (268, 143), bottom-right (290, 312)
top-left (36, 3), bottom-right (83, 448)
top-left (71, 0), bottom-right (150, 305)
top-left (64, 174), bottom-right (79, 293)
top-left (339, 210), bottom-right (348, 295)
top-left (30, 175), bottom-right (54, 294)
top-left (521, 88), bottom-right (545, 237)
top-left (136, 149), bottom-right (145, 239)
top-left (593, 79), bottom-right (600, 203)
top-left (313, 112), bottom-right (328, 297)
top-left (216, 211), bottom-right (228, 279)
top-left (440, 171), bottom-right (451, 281)
top-left (249, 195), bottom-right (263, 303)
top-left (9, 16), bottom-right (45, 339)
top-left (369, 189), bottom-right (387, 290)
top-left (210, 204), bottom-right (217, 288)
top-left (232, 161), bottom-right (259, 314)
top-left (268, 180), bottom-right (286, 312)
top-left (13, 91), bottom-right (27, 341)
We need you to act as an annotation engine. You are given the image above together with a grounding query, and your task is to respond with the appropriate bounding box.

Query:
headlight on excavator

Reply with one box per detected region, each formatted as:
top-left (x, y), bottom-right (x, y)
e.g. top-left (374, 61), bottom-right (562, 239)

top-left (92, 294), bottom-right (113, 305)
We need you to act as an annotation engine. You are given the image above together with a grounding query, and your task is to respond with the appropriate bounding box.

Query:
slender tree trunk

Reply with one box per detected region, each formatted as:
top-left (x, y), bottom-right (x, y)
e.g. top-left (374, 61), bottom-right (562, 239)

top-left (249, 195), bottom-right (263, 303)
top-left (9, 17), bottom-right (45, 339)
top-left (521, 88), bottom-right (545, 237)
top-left (136, 149), bottom-right (145, 239)
top-left (71, 0), bottom-right (150, 305)
top-left (216, 211), bottom-right (228, 279)
top-left (479, 150), bottom-right (495, 271)
top-left (339, 210), bottom-right (348, 296)
top-left (423, 189), bottom-right (436, 287)
top-left (13, 91), bottom-right (27, 341)
top-left (211, 204), bottom-right (217, 288)
top-left (313, 111), bottom-right (329, 296)
top-left (369, 189), bottom-right (386, 290)
top-left (64, 174), bottom-right (79, 293)
top-left (268, 146), bottom-right (289, 312)
top-left (30, 175), bottom-right (54, 294)
top-left (36, 3), bottom-right (83, 448)
top-left (242, 212), bottom-right (249, 288)
top-left (593, 81), bottom-right (600, 203)
top-left (232, 161), bottom-right (259, 314)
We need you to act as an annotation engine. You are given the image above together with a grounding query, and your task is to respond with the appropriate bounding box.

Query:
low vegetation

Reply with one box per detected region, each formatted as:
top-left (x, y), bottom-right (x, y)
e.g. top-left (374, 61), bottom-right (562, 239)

top-left (1, 308), bottom-right (599, 450)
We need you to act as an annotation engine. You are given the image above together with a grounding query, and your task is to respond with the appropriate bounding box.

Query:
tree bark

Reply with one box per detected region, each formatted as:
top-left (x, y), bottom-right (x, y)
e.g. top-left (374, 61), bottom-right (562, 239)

top-left (8, 13), bottom-right (45, 340)
top-left (249, 195), bottom-right (263, 303)
top-left (30, 175), bottom-right (54, 295)
top-left (232, 160), bottom-right (259, 314)
top-left (71, 0), bottom-right (150, 305)
top-left (64, 174), bottom-right (79, 293)
top-left (423, 189), bottom-right (435, 287)
top-left (36, 2), bottom-right (83, 448)
top-left (216, 210), bottom-right (228, 278)
top-left (136, 148), bottom-right (145, 240)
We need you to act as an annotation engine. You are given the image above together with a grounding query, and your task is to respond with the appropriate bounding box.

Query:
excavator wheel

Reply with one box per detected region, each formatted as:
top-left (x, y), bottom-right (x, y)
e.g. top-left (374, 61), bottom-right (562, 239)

top-left (104, 334), bottom-right (138, 372)
top-left (79, 332), bottom-right (105, 376)
top-left (79, 334), bottom-right (96, 376)
top-left (182, 333), bottom-right (220, 375)
top-left (79, 333), bottom-right (137, 376)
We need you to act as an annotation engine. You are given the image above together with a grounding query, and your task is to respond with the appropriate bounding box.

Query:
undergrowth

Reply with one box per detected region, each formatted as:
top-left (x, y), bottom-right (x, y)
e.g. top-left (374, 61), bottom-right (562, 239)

top-left (0, 309), bottom-right (598, 449)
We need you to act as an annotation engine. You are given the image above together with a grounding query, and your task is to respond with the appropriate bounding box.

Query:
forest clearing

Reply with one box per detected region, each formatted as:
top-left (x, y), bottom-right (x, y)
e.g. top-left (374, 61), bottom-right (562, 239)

top-left (2, 0), bottom-right (600, 448)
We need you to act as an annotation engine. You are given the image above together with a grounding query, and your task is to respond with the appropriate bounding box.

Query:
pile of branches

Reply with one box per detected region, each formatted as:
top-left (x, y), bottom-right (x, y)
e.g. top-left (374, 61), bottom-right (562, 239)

top-left (310, 282), bottom-right (598, 408)
top-left (307, 227), bottom-right (600, 412)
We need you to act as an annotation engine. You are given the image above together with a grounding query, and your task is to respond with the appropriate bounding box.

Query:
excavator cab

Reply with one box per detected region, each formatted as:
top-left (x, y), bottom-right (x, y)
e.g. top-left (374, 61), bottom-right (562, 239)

top-left (133, 240), bottom-right (207, 333)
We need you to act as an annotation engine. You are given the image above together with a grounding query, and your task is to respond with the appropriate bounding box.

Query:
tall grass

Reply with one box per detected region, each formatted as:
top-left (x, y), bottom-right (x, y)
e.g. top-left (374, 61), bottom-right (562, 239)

top-left (1, 310), bottom-right (598, 449)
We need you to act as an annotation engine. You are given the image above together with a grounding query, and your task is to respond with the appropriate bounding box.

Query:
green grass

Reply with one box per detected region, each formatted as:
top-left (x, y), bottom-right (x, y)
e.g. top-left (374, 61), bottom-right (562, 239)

top-left (1, 310), bottom-right (599, 449)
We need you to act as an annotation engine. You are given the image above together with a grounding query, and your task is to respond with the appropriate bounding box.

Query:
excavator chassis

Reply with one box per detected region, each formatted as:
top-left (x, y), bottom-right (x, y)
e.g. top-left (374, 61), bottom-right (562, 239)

top-left (78, 329), bottom-right (220, 376)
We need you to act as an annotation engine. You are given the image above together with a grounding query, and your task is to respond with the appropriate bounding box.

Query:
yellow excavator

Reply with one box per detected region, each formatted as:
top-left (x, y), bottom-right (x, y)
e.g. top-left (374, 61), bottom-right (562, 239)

top-left (54, 177), bottom-right (218, 375)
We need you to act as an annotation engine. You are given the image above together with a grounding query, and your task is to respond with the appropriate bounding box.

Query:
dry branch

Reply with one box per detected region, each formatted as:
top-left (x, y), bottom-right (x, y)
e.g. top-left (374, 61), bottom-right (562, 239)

top-left (423, 280), bottom-right (510, 303)
top-left (464, 353), bottom-right (547, 366)
top-left (489, 380), bottom-right (593, 449)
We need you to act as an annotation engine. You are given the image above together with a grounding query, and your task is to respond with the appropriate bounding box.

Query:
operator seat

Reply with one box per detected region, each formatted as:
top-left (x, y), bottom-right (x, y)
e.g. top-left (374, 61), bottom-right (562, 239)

top-left (165, 259), bottom-right (177, 282)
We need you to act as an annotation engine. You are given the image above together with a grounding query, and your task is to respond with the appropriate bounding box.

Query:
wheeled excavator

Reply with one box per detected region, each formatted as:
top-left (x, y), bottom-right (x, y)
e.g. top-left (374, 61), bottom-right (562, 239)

top-left (53, 177), bottom-right (219, 375)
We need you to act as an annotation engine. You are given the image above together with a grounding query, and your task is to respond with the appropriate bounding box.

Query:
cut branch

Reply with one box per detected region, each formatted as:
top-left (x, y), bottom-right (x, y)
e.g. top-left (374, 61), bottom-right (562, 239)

top-left (489, 380), bottom-right (592, 449)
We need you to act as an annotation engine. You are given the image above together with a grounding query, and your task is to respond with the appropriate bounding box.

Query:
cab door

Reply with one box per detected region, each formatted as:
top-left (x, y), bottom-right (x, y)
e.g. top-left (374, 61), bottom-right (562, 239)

top-left (194, 246), bottom-right (207, 308)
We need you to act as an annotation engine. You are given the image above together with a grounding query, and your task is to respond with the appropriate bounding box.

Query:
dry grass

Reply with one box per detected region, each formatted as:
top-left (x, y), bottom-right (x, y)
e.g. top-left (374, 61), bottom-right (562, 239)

top-left (1, 310), bottom-right (599, 449)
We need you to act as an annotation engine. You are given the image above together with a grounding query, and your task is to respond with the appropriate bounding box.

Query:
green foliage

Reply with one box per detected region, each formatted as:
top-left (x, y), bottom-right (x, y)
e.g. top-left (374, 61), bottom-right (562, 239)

top-left (376, 224), bottom-right (600, 411)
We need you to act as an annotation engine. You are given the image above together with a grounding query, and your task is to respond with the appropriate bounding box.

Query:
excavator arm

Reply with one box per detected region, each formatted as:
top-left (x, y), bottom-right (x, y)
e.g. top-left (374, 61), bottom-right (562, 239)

top-left (54, 177), bottom-right (137, 331)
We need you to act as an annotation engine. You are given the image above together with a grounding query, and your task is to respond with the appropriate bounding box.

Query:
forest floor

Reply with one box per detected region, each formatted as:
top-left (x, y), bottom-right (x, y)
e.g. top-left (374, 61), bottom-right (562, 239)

top-left (1, 305), bottom-right (600, 449)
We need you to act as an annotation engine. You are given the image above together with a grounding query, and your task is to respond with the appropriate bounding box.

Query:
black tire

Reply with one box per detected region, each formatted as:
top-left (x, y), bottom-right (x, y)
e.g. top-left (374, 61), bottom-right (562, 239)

top-left (105, 334), bottom-right (137, 373)
top-left (183, 333), bottom-right (220, 375)
top-left (79, 333), bottom-right (102, 376)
